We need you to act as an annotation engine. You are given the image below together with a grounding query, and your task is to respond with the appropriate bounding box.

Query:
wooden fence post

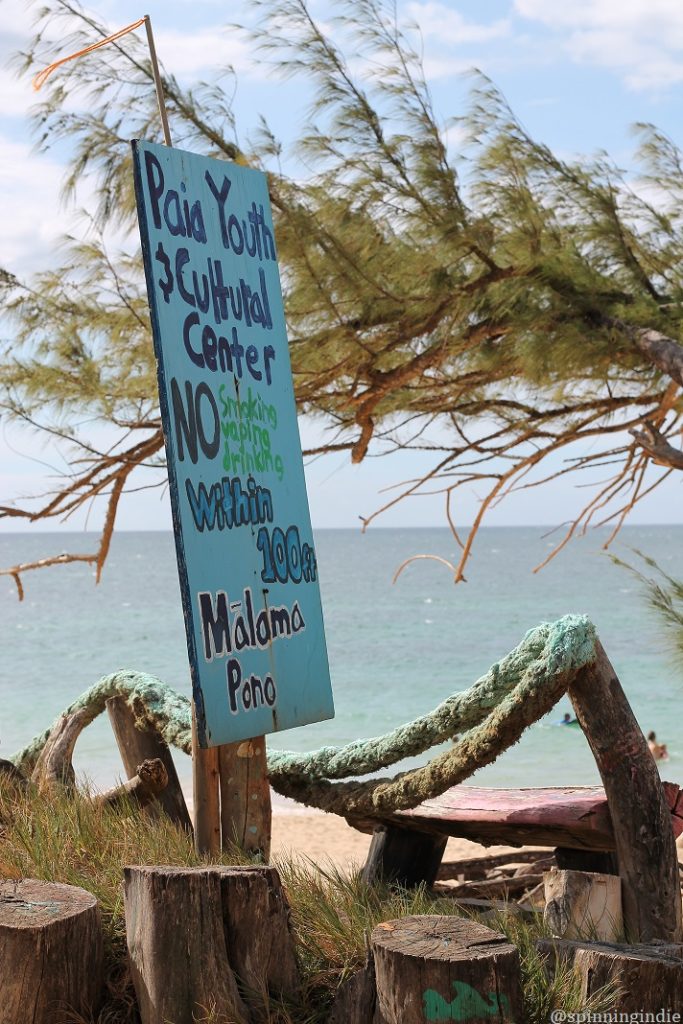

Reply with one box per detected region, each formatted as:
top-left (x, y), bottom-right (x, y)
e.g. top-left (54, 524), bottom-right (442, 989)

top-left (191, 707), bottom-right (220, 856)
top-left (219, 736), bottom-right (271, 859)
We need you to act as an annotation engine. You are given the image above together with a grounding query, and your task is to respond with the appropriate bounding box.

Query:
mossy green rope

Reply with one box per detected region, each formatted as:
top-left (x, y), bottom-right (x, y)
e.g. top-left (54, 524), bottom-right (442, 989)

top-left (11, 614), bottom-right (597, 817)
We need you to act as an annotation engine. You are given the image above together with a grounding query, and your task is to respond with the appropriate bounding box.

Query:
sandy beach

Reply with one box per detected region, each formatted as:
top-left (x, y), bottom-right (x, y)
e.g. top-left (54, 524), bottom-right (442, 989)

top-left (270, 804), bottom-right (531, 872)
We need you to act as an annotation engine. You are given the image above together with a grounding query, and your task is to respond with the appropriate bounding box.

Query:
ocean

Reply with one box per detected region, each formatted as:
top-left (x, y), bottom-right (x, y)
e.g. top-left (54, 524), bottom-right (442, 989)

top-left (2, 526), bottom-right (682, 800)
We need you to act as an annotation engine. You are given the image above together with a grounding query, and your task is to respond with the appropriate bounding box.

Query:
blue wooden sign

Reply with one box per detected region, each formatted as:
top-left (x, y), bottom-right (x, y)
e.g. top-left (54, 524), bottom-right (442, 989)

top-left (132, 140), bottom-right (334, 746)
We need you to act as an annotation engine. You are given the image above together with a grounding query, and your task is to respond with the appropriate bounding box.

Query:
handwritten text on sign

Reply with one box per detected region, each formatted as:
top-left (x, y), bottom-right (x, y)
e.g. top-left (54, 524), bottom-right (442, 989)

top-left (132, 141), bottom-right (334, 746)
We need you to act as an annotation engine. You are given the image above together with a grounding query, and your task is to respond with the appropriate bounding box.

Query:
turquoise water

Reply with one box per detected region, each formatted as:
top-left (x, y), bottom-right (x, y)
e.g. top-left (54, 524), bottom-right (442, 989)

top-left (1, 526), bottom-right (682, 796)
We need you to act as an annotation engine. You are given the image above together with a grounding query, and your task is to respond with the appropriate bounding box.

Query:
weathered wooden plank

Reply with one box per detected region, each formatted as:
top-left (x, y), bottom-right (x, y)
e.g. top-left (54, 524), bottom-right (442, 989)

top-left (360, 782), bottom-right (682, 852)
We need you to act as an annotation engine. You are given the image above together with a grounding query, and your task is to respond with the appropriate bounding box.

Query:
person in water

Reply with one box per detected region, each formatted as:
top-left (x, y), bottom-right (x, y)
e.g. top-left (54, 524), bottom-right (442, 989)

top-left (647, 730), bottom-right (669, 761)
top-left (560, 712), bottom-right (577, 725)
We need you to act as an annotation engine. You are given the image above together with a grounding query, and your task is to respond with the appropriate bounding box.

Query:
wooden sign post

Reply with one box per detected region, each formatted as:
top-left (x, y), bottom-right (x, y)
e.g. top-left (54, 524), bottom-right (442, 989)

top-left (132, 141), bottom-right (334, 855)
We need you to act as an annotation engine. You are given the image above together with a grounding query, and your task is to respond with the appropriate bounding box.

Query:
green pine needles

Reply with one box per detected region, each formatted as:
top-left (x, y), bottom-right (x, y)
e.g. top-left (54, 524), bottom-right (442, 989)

top-left (2, 0), bottom-right (683, 592)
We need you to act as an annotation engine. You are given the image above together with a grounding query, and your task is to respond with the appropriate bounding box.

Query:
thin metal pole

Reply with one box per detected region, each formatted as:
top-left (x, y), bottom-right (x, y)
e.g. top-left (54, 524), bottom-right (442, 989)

top-left (144, 14), bottom-right (172, 146)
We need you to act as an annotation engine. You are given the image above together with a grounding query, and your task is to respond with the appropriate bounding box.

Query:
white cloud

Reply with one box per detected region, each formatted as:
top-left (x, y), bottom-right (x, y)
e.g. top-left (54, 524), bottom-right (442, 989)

top-left (406, 3), bottom-right (511, 45)
top-left (154, 25), bottom-right (254, 77)
top-left (514, 0), bottom-right (683, 91)
top-left (0, 136), bottom-right (75, 275)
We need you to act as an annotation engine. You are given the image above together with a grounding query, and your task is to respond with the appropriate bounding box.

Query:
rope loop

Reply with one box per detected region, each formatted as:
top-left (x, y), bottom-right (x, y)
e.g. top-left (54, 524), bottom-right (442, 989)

top-left (11, 614), bottom-right (597, 817)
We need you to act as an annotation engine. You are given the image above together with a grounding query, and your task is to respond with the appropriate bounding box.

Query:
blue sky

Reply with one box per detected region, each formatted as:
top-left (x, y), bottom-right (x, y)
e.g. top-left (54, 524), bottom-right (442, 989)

top-left (1, 0), bottom-right (682, 530)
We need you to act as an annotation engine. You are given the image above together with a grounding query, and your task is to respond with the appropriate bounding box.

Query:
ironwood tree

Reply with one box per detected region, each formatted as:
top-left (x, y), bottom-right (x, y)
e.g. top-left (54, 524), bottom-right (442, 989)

top-left (2, 0), bottom-right (683, 597)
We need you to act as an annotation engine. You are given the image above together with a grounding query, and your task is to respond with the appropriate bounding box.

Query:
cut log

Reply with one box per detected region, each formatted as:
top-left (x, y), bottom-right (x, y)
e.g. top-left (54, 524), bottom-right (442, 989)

top-left (124, 865), bottom-right (299, 1024)
top-left (537, 938), bottom-right (683, 1014)
top-left (328, 953), bottom-right (376, 1024)
top-left (362, 826), bottom-right (447, 887)
top-left (106, 695), bottom-right (192, 831)
top-left (124, 865), bottom-right (247, 1024)
top-left (219, 737), bottom-right (272, 859)
top-left (569, 639), bottom-right (682, 942)
top-left (218, 865), bottom-right (300, 1000)
top-left (372, 915), bottom-right (522, 1024)
top-left (31, 708), bottom-right (91, 792)
top-left (191, 708), bottom-right (220, 855)
top-left (0, 878), bottom-right (103, 1024)
top-left (94, 757), bottom-right (169, 813)
top-left (543, 868), bottom-right (622, 942)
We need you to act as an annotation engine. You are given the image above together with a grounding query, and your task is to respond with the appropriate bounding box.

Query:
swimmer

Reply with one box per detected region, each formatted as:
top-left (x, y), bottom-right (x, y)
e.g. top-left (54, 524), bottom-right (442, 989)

top-left (647, 730), bottom-right (669, 761)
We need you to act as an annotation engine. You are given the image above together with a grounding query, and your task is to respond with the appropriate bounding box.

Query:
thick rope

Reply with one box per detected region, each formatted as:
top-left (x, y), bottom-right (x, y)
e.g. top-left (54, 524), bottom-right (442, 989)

top-left (12, 670), bottom-right (192, 775)
top-left (267, 615), bottom-right (592, 783)
top-left (269, 614), bottom-right (597, 816)
top-left (11, 614), bottom-right (597, 817)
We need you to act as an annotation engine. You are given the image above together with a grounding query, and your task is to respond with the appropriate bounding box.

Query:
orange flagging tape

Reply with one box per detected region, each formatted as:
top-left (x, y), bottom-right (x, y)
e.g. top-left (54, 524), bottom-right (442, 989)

top-left (33, 16), bottom-right (146, 91)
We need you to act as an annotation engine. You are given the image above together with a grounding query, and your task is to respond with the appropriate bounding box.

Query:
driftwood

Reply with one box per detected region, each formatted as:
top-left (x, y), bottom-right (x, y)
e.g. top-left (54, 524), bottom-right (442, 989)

top-left (124, 865), bottom-right (299, 1024)
top-left (543, 868), bottom-right (622, 942)
top-left (220, 737), bottom-right (272, 859)
top-left (568, 639), bottom-right (682, 942)
top-left (94, 758), bottom-right (168, 813)
top-left (434, 874), bottom-right (543, 901)
top-left (372, 916), bottom-right (522, 1024)
top-left (436, 849), bottom-right (552, 881)
top-left (0, 878), bottom-right (103, 1024)
top-left (106, 695), bottom-right (192, 830)
top-left (538, 937), bottom-right (683, 1014)
top-left (31, 708), bottom-right (91, 792)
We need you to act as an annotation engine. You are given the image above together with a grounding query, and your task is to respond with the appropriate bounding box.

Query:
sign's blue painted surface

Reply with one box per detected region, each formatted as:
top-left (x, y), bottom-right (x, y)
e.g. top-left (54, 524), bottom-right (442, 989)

top-left (132, 140), bottom-right (334, 746)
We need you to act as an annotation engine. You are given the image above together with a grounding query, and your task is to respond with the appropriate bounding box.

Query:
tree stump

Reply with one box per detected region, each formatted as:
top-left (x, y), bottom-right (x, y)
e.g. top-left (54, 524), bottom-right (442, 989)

top-left (543, 868), bottom-right (622, 941)
top-left (218, 865), bottom-right (300, 1000)
top-left (328, 953), bottom-right (376, 1024)
top-left (538, 938), bottom-right (683, 1014)
top-left (124, 865), bottom-right (299, 1024)
top-left (106, 695), bottom-right (192, 830)
top-left (372, 916), bottom-right (522, 1024)
top-left (0, 878), bottom-right (103, 1024)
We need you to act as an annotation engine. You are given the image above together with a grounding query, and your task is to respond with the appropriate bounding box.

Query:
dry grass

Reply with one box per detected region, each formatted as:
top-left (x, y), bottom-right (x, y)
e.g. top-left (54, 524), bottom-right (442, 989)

top-left (0, 783), bottom-right (616, 1023)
